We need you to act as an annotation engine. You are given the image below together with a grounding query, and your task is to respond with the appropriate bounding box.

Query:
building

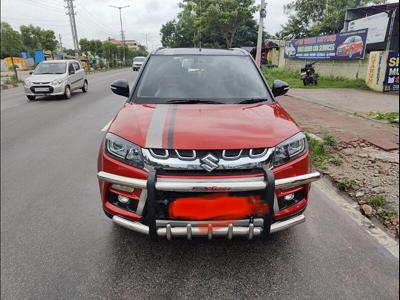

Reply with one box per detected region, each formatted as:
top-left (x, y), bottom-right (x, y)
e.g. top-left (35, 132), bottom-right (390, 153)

top-left (107, 38), bottom-right (142, 50)
top-left (343, 2), bottom-right (399, 52)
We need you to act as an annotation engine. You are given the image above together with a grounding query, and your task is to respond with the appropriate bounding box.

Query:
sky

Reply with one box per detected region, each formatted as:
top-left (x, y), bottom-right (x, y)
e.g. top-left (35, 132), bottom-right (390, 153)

top-left (1, 0), bottom-right (293, 50)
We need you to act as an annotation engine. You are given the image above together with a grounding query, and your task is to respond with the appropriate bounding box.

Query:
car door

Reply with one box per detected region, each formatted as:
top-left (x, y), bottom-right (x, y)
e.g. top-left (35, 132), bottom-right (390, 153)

top-left (72, 61), bottom-right (83, 90)
top-left (72, 62), bottom-right (84, 88)
top-left (68, 62), bottom-right (78, 90)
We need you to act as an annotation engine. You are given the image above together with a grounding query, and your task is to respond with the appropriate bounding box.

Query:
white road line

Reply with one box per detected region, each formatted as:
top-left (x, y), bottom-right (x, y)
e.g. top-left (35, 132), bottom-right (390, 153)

top-left (101, 120), bottom-right (112, 132)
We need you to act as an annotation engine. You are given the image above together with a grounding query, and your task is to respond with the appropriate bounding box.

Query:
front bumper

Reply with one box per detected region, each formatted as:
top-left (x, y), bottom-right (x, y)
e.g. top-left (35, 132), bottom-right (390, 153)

top-left (24, 84), bottom-right (65, 96)
top-left (97, 170), bottom-right (320, 240)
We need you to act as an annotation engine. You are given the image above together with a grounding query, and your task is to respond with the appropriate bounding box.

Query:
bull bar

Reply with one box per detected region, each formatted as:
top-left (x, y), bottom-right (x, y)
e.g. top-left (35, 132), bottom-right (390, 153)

top-left (97, 170), bottom-right (321, 240)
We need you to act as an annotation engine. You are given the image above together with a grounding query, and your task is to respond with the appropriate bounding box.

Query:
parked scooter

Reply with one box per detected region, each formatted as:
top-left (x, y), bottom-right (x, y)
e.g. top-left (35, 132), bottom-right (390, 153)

top-left (300, 62), bottom-right (319, 86)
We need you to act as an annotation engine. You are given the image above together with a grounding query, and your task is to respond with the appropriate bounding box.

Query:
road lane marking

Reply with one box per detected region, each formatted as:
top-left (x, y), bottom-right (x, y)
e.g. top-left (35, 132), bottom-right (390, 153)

top-left (101, 120), bottom-right (112, 132)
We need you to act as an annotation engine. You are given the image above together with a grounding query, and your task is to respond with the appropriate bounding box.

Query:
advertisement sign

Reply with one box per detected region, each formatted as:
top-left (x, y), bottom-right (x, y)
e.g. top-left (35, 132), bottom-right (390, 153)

top-left (348, 12), bottom-right (389, 44)
top-left (384, 51), bottom-right (399, 91)
top-left (284, 29), bottom-right (368, 60)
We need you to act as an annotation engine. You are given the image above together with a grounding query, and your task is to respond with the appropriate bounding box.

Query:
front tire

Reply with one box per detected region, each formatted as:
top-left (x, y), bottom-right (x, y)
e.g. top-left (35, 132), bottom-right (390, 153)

top-left (64, 85), bottom-right (71, 99)
top-left (27, 95), bottom-right (36, 101)
top-left (82, 80), bottom-right (88, 93)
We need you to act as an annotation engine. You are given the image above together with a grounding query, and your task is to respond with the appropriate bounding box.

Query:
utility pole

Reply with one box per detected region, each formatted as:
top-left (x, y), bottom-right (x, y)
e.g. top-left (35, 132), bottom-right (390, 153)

top-left (59, 34), bottom-right (63, 53)
top-left (64, 0), bottom-right (79, 56)
top-left (255, 0), bottom-right (266, 67)
top-left (110, 4), bottom-right (130, 64)
top-left (385, 7), bottom-right (397, 52)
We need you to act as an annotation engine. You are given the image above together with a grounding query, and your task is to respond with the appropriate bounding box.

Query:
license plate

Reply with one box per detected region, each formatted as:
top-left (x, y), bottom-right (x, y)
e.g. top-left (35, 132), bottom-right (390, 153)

top-left (168, 193), bottom-right (267, 220)
top-left (35, 87), bottom-right (49, 92)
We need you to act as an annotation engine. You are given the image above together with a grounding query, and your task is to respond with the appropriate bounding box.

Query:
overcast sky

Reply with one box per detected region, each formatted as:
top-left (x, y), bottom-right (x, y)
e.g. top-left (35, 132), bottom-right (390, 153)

top-left (2, 0), bottom-right (294, 50)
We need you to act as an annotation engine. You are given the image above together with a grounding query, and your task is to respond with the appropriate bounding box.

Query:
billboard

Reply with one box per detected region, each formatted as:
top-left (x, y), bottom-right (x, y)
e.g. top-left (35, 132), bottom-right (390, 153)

top-left (348, 12), bottom-right (389, 44)
top-left (284, 29), bottom-right (368, 60)
top-left (384, 51), bottom-right (399, 92)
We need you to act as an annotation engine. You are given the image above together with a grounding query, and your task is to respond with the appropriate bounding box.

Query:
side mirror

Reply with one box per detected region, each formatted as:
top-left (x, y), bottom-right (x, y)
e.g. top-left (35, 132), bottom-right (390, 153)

top-left (111, 79), bottom-right (129, 97)
top-left (29, 71), bottom-right (33, 75)
top-left (272, 80), bottom-right (289, 97)
top-left (69, 69), bottom-right (75, 75)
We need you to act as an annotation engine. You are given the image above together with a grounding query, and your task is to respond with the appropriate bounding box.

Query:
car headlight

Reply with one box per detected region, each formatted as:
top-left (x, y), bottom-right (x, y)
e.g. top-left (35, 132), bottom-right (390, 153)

top-left (51, 79), bottom-right (63, 85)
top-left (105, 133), bottom-right (144, 168)
top-left (273, 132), bottom-right (308, 167)
top-left (24, 79), bottom-right (31, 86)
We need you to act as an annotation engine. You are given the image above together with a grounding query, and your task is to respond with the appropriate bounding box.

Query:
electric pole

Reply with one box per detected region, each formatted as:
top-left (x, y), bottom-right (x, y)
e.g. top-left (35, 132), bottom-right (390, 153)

top-left (255, 0), bottom-right (266, 67)
top-left (110, 5), bottom-right (130, 64)
top-left (59, 34), bottom-right (63, 53)
top-left (64, 0), bottom-right (79, 56)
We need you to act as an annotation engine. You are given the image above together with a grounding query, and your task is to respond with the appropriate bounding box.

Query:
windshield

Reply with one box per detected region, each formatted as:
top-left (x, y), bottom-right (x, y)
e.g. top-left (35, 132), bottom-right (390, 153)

top-left (34, 62), bottom-right (66, 74)
top-left (133, 55), bottom-right (271, 104)
top-left (134, 57), bottom-right (145, 63)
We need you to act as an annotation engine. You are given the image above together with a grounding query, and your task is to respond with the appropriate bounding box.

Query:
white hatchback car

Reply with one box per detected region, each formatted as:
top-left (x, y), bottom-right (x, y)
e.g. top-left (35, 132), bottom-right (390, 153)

top-left (24, 60), bottom-right (88, 101)
top-left (132, 56), bottom-right (146, 71)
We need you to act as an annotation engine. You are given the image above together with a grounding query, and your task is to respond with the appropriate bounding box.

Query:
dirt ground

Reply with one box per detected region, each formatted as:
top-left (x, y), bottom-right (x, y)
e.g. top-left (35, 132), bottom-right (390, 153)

top-left (323, 140), bottom-right (399, 237)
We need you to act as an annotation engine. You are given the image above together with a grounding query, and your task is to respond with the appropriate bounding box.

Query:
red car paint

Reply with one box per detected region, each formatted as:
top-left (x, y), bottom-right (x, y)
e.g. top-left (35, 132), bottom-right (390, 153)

top-left (336, 35), bottom-right (364, 57)
top-left (98, 103), bottom-right (311, 220)
top-left (97, 48), bottom-right (314, 236)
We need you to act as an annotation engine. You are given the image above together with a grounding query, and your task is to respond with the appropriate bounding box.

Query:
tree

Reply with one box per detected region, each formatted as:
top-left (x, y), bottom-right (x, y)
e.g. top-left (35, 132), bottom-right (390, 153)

top-left (20, 24), bottom-right (58, 53)
top-left (160, 0), bottom-right (257, 49)
top-left (279, 0), bottom-right (386, 39)
top-left (185, 0), bottom-right (257, 48)
top-left (79, 38), bottom-right (91, 53)
top-left (1, 22), bottom-right (23, 58)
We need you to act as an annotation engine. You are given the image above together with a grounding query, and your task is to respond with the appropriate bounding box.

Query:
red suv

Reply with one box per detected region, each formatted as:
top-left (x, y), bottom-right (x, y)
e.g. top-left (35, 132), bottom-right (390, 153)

top-left (97, 48), bottom-right (320, 240)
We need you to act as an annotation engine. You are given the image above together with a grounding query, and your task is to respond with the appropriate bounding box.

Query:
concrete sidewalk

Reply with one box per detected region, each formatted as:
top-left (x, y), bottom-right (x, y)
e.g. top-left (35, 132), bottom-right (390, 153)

top-left (288, 88), bottom-right (399, 114)
top-left (279, 93), bottom-right (399, 150)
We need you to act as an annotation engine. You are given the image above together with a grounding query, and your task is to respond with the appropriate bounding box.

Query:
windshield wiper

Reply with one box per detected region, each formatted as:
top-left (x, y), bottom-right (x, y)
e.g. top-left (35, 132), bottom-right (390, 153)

top-left (166, 99), bottom-right (223, 104)
top-left (238, 98), bottom-right (269, 104)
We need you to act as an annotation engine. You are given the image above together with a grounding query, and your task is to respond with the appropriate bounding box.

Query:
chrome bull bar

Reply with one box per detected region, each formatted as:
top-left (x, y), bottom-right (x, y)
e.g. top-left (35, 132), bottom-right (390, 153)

top-left (97, 171), bottom-right (321, 192)
top-left (112, 214), bottom-right (306, 240)
top-left (98, 170), bottom-right (320, 240)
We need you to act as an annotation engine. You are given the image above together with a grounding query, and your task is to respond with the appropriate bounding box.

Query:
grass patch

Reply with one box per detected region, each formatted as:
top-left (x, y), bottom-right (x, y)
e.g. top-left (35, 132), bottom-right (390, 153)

top-left (306, 134), bottom-right (328, 170)
top-left (328, 156), bottom-right (343, 166)
top-left (322, 132), bottom-right (337, 147)
top-left (262, 67), bottom-right (367, 89)
top-left (381, 210), bottom-right (398, 225)
top-left (367, 112), bottom-right (399, 124)
top-left (368, 195), bottom-right (386, 207)
top-left (306, 132), bottom-right (341, 170)
top-left (336, 177), bottom-right (357, 191)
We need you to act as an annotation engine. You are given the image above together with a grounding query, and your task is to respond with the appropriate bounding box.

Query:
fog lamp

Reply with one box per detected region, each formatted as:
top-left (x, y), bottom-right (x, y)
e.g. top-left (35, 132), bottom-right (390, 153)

top-left (117, 195), bottom-right (130, 204)
top-left (283, 193), bottom-right (295, 201)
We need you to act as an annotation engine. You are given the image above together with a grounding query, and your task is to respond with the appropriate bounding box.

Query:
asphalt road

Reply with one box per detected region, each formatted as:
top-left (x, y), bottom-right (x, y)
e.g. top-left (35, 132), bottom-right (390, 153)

top-left (1, 68), bottom-right (398, 300)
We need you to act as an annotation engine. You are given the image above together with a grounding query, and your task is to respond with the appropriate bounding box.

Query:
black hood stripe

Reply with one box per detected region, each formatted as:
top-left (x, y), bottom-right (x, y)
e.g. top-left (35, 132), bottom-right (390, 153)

top-left (167, 105), bottom-right (178, 149)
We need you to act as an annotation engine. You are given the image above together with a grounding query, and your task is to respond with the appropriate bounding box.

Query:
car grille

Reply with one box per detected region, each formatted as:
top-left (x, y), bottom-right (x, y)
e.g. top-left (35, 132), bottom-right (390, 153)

top-left (30, 86), bottom-right (54, 93)
top-left (142, 148), bottom-right (275, 172)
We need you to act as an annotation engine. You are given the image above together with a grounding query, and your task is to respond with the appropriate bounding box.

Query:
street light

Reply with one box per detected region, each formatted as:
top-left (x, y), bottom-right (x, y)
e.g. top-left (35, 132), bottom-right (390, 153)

top-left (110, 4), bottom-right (130, 64)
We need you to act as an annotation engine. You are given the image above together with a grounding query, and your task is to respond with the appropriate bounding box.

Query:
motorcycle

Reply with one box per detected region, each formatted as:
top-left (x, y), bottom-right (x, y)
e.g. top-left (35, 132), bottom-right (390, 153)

top-left (300, 62), bottom-right (319, 86)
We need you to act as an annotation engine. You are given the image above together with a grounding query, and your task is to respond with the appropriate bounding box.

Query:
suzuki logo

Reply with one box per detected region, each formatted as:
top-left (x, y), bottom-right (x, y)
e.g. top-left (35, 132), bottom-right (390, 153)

top-left (200, 153), bottom-right (219, 172)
